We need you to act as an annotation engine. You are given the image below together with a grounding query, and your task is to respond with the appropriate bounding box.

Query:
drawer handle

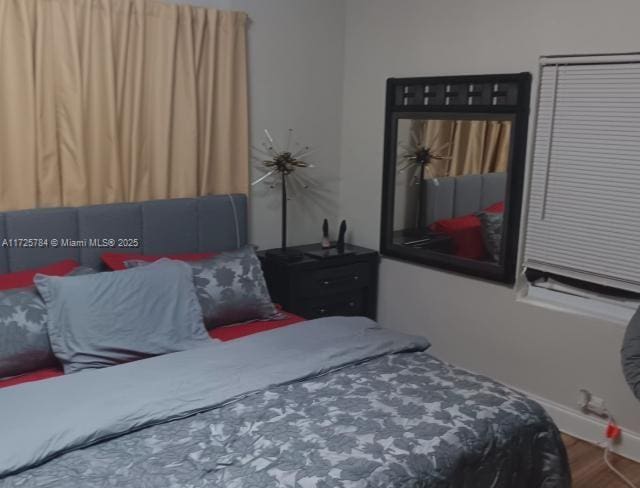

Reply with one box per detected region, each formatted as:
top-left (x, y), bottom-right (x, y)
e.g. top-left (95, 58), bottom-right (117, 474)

top-left (318, 308), bottom-right (328, 314)
top-left (348, 301), bottom-right (356, 308)
top-left (321, 275), bottom-right (360, 287)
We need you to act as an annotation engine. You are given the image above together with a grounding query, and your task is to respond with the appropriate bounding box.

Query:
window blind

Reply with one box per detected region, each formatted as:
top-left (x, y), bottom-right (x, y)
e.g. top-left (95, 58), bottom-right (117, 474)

top-left (523, 54), bottom-right (640, 293)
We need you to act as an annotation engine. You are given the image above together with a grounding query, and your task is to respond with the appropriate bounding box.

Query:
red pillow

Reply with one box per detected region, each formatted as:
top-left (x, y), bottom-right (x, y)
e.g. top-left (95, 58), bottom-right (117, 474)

top-left (102, 252), bottom-right (217, 270)
top-left (0, 259), bottom-right (80, 291)
top-left (429, 202), bottom-right (505, 259)
top-left (484, 201), bottom-right (505, 213)
top-left (431, 214), bottom-right (486, 259)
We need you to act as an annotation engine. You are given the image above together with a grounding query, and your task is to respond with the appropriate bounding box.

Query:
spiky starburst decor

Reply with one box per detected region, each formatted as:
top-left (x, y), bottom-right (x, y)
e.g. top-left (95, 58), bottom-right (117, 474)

top-left (397, 132), bottom-right (451, 186)
top-left (252, 129), bottom-right (314, 190)
top-left (251, 129), bottom-right (315, 257)
top-left (397, 125), bottom-right (452, 228)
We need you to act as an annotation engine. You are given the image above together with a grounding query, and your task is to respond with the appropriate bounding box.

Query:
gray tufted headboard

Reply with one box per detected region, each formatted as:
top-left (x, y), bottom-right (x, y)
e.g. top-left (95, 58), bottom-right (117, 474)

top-left (423, 172), bottom-right (507, 226)
top-left (0, 194), bottom-right (247, 273)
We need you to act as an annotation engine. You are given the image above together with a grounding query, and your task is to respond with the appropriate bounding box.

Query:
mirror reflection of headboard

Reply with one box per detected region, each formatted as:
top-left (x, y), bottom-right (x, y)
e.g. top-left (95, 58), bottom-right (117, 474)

top-left (424, 172), bottom-right (506, 226)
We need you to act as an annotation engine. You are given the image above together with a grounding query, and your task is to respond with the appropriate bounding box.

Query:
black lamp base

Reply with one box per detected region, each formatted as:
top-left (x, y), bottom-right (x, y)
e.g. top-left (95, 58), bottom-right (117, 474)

top-left (265, 248), bottom-right (305, 262)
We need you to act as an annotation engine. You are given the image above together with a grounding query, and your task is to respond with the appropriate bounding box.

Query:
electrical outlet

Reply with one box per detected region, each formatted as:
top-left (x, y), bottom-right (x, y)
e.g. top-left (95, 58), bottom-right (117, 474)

top-left (578, 388), bottom-right (608, 417)
top-left (589, 395), bottom-right (608, 416)
top-left (577, 389), bottom-right (590, 409)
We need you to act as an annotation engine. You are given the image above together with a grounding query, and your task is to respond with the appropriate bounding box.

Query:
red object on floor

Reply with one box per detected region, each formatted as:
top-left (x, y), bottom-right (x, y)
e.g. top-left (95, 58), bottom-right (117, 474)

top-left (0, 311), bottom-right (306, 389)
top-left (606, 421), bottom-right (621, 440)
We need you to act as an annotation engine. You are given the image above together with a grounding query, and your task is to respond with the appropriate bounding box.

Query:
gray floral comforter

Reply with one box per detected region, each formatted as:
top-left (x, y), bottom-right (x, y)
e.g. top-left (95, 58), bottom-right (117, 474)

top-left (3, 351), bottom-right (570, 487)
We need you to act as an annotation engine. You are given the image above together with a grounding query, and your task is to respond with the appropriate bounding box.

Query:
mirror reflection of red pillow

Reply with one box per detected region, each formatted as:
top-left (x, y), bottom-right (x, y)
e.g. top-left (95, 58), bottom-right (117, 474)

top-left (484, 201), bottom-right (504, 213)
top-left (430, 201), bottom-right (504, 260)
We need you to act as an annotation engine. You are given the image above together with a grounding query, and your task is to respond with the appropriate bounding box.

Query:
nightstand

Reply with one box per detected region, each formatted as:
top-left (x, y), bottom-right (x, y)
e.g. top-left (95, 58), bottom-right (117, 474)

top-left (258, 244), bottom-right (379, 320)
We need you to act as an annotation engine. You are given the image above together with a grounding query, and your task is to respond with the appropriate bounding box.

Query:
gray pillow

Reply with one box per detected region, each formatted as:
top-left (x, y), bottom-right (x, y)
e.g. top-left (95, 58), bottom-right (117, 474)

top-left (67, 265), bottom-right (97, 277)
top-left (0, 287), bottom-right (55, 379)
top-left (35, 259), bottom-right (209, 374)
top-left (0, 266), bottom-right (97, 379)
top-left (477, 211), bottom-right (504, 262)
top-left (126, 246), bottom-right (280, 329)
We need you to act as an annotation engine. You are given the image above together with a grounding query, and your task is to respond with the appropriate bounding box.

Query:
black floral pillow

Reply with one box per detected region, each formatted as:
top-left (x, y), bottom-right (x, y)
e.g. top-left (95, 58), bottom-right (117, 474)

top-left (190, 247), bottom-right (281, 328)
top-left (477, 211), bottom-right (503, 262)
top-left (127, 246), bottom-right (281, 329)
top-left (0, 287), bottom-right (55, 378)
top-left (0, 265), bottom-right (95, 378)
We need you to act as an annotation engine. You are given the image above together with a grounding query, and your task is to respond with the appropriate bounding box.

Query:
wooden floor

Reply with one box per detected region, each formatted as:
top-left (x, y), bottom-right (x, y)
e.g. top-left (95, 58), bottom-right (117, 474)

top-left (563, 433), bottom-right (640, 487)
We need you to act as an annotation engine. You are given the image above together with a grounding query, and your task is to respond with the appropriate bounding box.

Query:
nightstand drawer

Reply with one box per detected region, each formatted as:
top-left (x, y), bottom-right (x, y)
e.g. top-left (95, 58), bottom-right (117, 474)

top-left (297, 291), bottom-right (364, 319)
top-left (297, 263), bottom-right (370, 298)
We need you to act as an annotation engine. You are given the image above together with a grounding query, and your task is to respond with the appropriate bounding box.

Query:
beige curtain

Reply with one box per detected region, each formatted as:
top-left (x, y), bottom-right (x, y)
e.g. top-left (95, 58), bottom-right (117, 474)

top-left (415, 119), bottom-right (512, 178)
top-left (0, 0), bottom-right (248, 211)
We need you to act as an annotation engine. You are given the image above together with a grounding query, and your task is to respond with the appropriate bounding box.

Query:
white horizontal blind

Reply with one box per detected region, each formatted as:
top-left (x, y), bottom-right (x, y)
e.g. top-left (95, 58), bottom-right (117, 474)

top-left (524, 56), bottom-right (640, 293)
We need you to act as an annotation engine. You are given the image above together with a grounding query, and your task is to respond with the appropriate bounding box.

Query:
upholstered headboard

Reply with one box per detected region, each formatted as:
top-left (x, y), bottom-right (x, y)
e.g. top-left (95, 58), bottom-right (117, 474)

top-left (0, 194), bottom-right (247, 273)
top-left (423, 172), bottom-right (507, 226)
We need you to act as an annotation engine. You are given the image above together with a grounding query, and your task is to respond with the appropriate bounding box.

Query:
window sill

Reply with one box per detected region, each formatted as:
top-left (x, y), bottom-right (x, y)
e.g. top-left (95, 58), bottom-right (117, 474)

top-left (517, 284), bottom-right (637, 326)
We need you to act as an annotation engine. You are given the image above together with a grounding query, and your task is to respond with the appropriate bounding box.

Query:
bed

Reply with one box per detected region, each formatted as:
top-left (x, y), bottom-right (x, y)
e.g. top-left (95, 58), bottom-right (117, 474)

top-left (0, 195), bottom-right (570, 487)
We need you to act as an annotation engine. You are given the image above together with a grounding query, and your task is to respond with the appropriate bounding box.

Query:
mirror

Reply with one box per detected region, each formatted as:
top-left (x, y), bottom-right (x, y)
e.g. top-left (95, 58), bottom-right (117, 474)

top-left (381, 74), bottom-right (532, 284)
top-left (393, 116), bottom-right (512, 260)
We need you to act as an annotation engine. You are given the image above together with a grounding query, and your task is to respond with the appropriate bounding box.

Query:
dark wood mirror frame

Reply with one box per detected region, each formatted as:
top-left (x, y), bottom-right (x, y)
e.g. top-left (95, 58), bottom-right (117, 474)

top-left (380, 72), bottom-right (532, 284)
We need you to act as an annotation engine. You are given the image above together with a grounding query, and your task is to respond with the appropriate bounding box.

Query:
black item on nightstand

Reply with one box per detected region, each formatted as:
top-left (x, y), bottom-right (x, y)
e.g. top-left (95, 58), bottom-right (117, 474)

top-left (336, 220), bottom-right (347, 252)
top-left (258, 243), bottom-right (379, 320)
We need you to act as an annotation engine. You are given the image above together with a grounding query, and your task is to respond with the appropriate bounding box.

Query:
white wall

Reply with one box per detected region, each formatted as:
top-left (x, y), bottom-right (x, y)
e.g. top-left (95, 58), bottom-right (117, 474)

top-left (340, 0), bottom-right (640, 457)
top-left (172, 0), bottom-right (640, 457)
top-left (175, 0), bottom-right (346, 249)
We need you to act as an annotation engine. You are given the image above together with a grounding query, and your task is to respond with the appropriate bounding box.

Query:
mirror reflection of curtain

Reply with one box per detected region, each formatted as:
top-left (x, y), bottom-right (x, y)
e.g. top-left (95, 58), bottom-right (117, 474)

top-left (412, 120), bottom-right (511, 178)
top-left (0, 0), bottom-right (248, 211)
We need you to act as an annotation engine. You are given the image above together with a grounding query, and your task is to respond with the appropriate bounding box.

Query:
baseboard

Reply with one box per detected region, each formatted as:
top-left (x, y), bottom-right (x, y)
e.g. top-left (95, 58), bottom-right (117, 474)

top-left (521, 389), bottom-right (640, 463)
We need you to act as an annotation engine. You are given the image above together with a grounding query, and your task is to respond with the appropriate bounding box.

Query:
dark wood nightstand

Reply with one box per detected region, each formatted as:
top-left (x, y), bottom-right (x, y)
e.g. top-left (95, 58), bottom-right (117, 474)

top-left (258, 244), bottom-right (379, 320)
